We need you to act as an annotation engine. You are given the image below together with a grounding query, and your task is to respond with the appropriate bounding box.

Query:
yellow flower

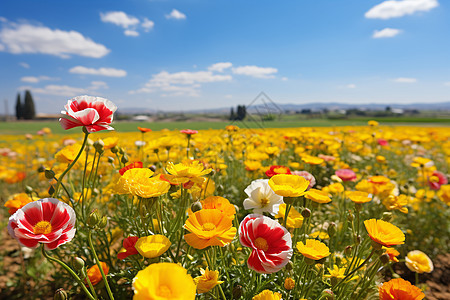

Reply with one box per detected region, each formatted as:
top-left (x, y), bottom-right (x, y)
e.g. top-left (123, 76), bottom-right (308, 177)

top-left (322, 182), bottom-right (344, 195)
top-left (245, 160), bottom-right (262, 171)
top-left (346, 191), bottom-right (372, 204)
top-left (411, 157), bottom-right (433, 168)
top-left (382, 194), bottom-right (409, 213)
top-left (324, 265), bottom-right (346, 279)
top-left (252, 290), bottom-right (282, 300)
top-left (4, 193), bottom-right (34, 215)
top-left (296, 239), bottom-right (330, 260)
top-left (135, 235), bottom-right (171, 258)
top-left (368, 120), bottom-right (379, 126)
top-left (309, 231), bottom-right (329, 240)
top-left (275, 203), bottom-right (303, 228)
top-left (405, 250), bottom-right (433, 273)
top-left (364, 219), bottom-right (405, 248)
top-left (305, 189), bottom-right (332, 204)
top-left (194, 196), bottom-right (236, 220)
top-left (184, 209), bottom-right (236, 249)
top-left (376, 155), bottom-right (386, 163)
top-left (301, 155), bottom-right (324, 165)
top-left (194, 267), bottom-right (224, 294)
top-left (115, 168), bottom-right (170, 198)
top-left (133, 263), bottom-right (196, 300)
top-left (268, 174), bottom-right (309, 197)
top-left (284, 277), bottom-right (295, 290)
top-left (437, 184), bottom-right (450, 205)
top-left (165, 160), bottom-right (212, 184)
top-left (102, 137), bottom-right (119, 149)
top-left (55, 143), bottom-right (87, 163)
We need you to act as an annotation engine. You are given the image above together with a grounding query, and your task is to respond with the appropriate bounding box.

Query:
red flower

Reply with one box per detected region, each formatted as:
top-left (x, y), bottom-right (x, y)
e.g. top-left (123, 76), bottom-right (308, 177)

top-left (119, 161), bottom-right (144, 176)
top-left (59, 95), bottom-right (117, 133)
top-left (118, 236), bottom-right (140, 259)
top-left (138, 127), bottom-right (152, 133)
top-left (428, 171), bottom-right (448, 190)
top-left (239, 214), bottom-right (292, 274)
top-left (377, 139), bottom-right (389, 146)
top-left (335, 169), bottom-right (357, 181)
top-left (265, 165), bottom-right (291, 178)
top-left (180, 129), bottom-right (198, 135)
top-left (7, 198), bottom-right (76, 250)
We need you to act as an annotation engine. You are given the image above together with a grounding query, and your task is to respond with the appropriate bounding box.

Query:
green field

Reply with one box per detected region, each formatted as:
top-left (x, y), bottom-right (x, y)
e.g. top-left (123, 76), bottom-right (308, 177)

top-left (0, 116), bottom-right (449, 135)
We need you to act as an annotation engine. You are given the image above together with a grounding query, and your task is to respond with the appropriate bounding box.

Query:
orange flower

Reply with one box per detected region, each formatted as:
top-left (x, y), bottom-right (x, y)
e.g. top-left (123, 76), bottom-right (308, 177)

top-left (184, 209), bottom-right (236, 249)
top-left (364, 219), bottom-right (405, 248)
top-left (4, 193), bottom-right (34, 215)
top-left (138, 127), bottom-right (152, 133)
top-left (87, 262), bottom-right (109, 286)
top-left (379, 278), bottom-right (425, 300)
top-left (189, 196), bottom-right (236, 220)
top-left (383, 247), bottom-right (400, 263)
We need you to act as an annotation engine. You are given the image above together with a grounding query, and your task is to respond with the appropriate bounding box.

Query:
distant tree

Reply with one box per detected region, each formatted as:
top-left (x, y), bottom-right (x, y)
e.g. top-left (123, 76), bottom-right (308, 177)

top-left (23, 90), bottom-right (36, 120)
top-left (230, 107), bottom-right (236, 120)
top-left (15, 92), bottom-right (23, 120)
top-left (236, 105), bottom-right (246, 121)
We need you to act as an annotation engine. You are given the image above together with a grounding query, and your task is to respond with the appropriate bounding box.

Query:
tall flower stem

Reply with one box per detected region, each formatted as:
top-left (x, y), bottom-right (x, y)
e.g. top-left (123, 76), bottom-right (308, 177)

top-left (54, 129), bottom-right (90, 196)
top-left (88, 231), bottom-right (115, 300)
top-left (41, 245), bottom-right (95, 300)
top-left (334, 248), bottom-right (375, 290)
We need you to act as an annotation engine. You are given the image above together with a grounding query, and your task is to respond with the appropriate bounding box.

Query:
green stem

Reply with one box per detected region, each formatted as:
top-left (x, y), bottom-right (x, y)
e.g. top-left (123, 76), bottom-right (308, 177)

top-left (82, 267), bottom-right (98, 300)
top-left (55, 130), bottom-right (89, 196)
top-left (335, 249), bottom-right (375, 290)
top-left (88, 231), bottom-right (115, 300)
top-left (41, 245), bottom-right (95, 300)
top-left (283, 203), bottom-right (292, 228)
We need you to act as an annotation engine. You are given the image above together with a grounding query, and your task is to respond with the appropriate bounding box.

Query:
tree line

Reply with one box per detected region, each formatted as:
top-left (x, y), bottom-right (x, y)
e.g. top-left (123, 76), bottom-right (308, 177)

top-left (15, 90), bottom-right (36, 120)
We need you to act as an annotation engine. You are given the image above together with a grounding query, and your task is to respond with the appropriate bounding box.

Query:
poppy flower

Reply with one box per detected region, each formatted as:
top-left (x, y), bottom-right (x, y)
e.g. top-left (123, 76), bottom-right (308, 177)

top-left (239, 214), bottom-right (292, 274)
top-left (180, 129), bottom-right (198, 135)
top-left (265, 165), bottom-right (291, 178)
top-left (335, 169), bottom-right (357, 182)
top-left (194, 267), bottom-right (224, 294)
top-left (7, 198), bottom-right (76, 250)
top-left (138, 127), bottom-right (152, 133)
top-left (296, 239), bottom-right (330, 261)
top-left (135, 235), bottom-right (171, 258)
top-left (117, 236), bottom-right (139, 260)
top-left (87, 262), bottom-right (109, 286)
top-left (243, 179), bottom-right (284, 215)
top-left (364, 219), bottom-right (405, 248)
top-left (405, 250), bottom-right (434, 273)
top-left (428, 171), bottom-right (448, 190)
top-left (268, 174), bottom-right (310, 198)
top-left (379, 278), bottom-right (425, 300)
top-left (59, 95), bottom-right (117, 133)
top-left (305, 189), bottom-right (332, 204)
top-left (252, 290), bottom-right (282, 300)
top-left (119, 161), bottom-right (144, 176)
top-left (291, 170), bottom-right (316, 189)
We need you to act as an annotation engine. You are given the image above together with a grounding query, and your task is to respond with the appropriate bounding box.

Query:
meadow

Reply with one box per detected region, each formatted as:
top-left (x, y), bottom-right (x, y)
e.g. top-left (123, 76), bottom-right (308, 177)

top-left (0, 100), bottom-right (449, 300)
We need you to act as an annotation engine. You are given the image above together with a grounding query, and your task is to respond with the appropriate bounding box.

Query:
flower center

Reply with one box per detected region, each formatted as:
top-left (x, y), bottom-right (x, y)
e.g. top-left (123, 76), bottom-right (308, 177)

top-left (33, 221), bottom-right (52, 234)
top-left (254, 237), bottom-right (269, 251)
top-left (202, 223), bottom-right (216, 231)
top-left (260, 198), bottom-right (270, 207)
top-left (156, 285), bottom-right (172, 297)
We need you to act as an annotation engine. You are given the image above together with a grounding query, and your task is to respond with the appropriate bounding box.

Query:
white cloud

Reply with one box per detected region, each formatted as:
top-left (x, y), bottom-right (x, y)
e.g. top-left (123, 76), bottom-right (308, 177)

top-left (124, 30), bottom-right (139, 37)
top-left (208, 62), bottom-right (233, 72)
top-left (69, 66), bottom-right (127, 77)
top-left (393, 77), bottom-right (417, 83)
top-left (365, 0), bottom-right (439, 19)
top-left (130, 70), bottom-right (231, 96)
top-left (166, 9), bottom-right (187, 20)
top-left (373, 28), bottom-right (402, 38)
top-left (90, 81), bottom-right (109, 90)
top-left (100, 11), bottom-right (140, 28)
top-left (142, 18), bottom-right (155, 32)
top-left (346, 84), bottom-right (357, 89)
top-left (0, 21), bottom-right (109, 58)
top-left (232, 65), bottom-right (278, 78)
top-left (281, 77), bottom-right (288, 81)
top-left (444, 82), bottom-right (450, 86)
top-left (19, 62), bottom-right (30, 68)
top-left (20, 84), bottom-right (88, 96)
top-left (21, 75), bottom-right (55, 83)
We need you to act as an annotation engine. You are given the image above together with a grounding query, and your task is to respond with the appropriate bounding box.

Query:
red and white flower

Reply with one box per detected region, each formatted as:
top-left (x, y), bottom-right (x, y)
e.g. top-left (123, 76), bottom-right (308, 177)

top-left (59, 95), bottom-right (117, 133)
top-left (8, 198), bottom-right (76, 250)
top-left (239, 214), bottom-right (292, 274)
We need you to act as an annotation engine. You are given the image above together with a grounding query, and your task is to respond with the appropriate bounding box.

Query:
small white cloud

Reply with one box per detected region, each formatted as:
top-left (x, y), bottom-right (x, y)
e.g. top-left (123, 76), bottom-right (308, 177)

top-left (0, 21), bottom-right (109, 58)
top-left (23, 84), bottom-right (88, 96)
top-left (124, 30), bottom-right (139, 37)
top-left (90, 81), bottom-right (109, 90)
top-left (365, 0), bottom-right (439, 20)
top-left (225, 94), bottom-right (233, 98)
top-left (281, 77), bottom-right (288, 81)
top-left (444, 82), bottom-right (450, 86)
top-left (373, 28), bottom-right (402, 38)
top-left (19, 62), bottom-right (30, 68)
top-left (20, 75), bottom-right (56, 83)
top-left (166, 9), bottom-right (187, 20)
top-left (69, 66), bottom-right (127, 77)
top-left (393, 77), bottom-right (417, 83)
top-left (346, 84), bottom-right (356, 89)
top-left (232, 65), bottom-right (278, 79)
top-left (208, 62), bottom-right (233, 72)
top-left (142, 18), bottom-right (154, 32)
top-left (100, 11), bottom-right (140, 28)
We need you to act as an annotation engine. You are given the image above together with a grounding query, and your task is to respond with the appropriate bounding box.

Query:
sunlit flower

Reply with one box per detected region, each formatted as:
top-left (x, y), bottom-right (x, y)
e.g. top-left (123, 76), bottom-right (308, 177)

top-left (252, 290), bottom-right (282, 300)
top-left (301, 155), bottom-right (324, 165)
top-left (368, 120), bottom-right (379, 126)
top-left (428, 171), bottom-right (448, 190)
top-left (296, 239), bottom-right (330, 261)
top-left (243, 179), bottom-right (284, 215)
top-left (4, 193), bottom-right (34, 215)
top-left (268, 174), bottom-right (310, 198)
top-left (135, 235), bottom-right (171, 258)
top-left (165, 160), bottom-right (212, 184)
top-left (379, 278), bottom-right (425, 300)
top-left (335, 169), bottom-right (357, 181)
top-left (265, 165), bottom-right (291, 178)
top-left (382, 194), bottom-right (409, 213)
top-left (133, 263), bottom-right (196, 300)
top-left (324, 265), bottom-right (346, 279)
top-left (239, 214), bottom-right (292, 274)
top-left (322, 182), bottom-right (345, 195)
top-left (383, 247), bottom-right (400, 263)
top-left (309, 231), bottom-right (329, 239)
top-left (291, 170), bottom-right (316, 189)
top-left (184, 209), bottom-right (236, 249)
top-left (180, 129), bottom-right (198, 135)
top-left (115, 168), bottom-right (170, 198)
top-left (119, 161), bottom-right (144, 175)
top-left (60, 95), bottom-right (117, 133)
top-left (437, 184), bottom-right (450, 205)
top-left (346, 191), bottom-right (372, 204)
top-left (194, 196), bottom-right (236, 220)
top-left (194, 267), bottom-right (224, 294)
top-left (410, 157), bottom-right (433, 168)
top-left (405, 250), bottom-right (433, 273)
top-left (138, 127), bottom-right (152, 133)
top-left (245, 160), bottom-right (262, 171)
top-left (305, 189), bottom-right (332, 204)
top-left (8, 198), bottom-right (76, 250)
top-left (118, 236), bottom-right (139, 260)
top-left (364, 219), bottom-right (405, 248)
top-left (87, 262), bottom-right (109, 286)
top-left (275, 204), bottom-right (303, 228)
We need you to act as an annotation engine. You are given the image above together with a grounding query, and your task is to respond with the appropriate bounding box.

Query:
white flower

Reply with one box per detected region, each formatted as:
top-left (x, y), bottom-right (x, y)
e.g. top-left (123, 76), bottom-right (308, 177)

top-left (243, 179), bottom-right (284, 215)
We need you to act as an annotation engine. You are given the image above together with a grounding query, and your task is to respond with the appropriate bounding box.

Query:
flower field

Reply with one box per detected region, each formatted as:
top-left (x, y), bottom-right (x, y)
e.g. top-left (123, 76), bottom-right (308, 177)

top-left (1, 96), bottom-right (449, 300)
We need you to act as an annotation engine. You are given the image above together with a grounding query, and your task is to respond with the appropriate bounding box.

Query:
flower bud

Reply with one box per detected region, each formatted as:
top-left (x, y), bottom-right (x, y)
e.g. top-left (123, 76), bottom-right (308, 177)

top-left (111, 146), bottom-right (118, 154)
top-left (48, 185), bottom-right (55, 196)
top-left (382, 212), bottom-right (392, 222)
top-left (25, 185), bottom-right (33, 194)
top-left (347, 211), bottom-right (354, 222)
top-left (94, 140), bottom-right (104, 153)
top-left (87, 209), bottom-right (100, 228)
top-left (284, 277), bottom-right (295, 290)
top-left (380, 253), bottom-right (390, 265)
top-left (232, 285), bottom-right (243, 299)
top-left (37, 165), bottom-right (46, 173)
top-left (344, 245), bottom-right (352, 256)
top-left (45, 169), bottom-right (56, 179)
top-left (285, 261), bottom-right (294, 271)
top-left (191, 201), bottom-right (202, 213)
top-left (327, 222), bottom-right (336, 238)
top-left (301, 208), bottom-right (311, 218)
top-left (54, 288), bottom-right (68, 300)
top-left (121, 154), bottom-right (129, 164)
top-left (234, 205), bottom-right (240, 214)
top-left (98, 216), bottom-right (108, 229)
top-left (71, 257), bottom-right (85, 271)
top-left (107, 156), bottom-right (115, 163)
top-left (149, 165), bottom-right (157, 172)
top-left (320, 289), bottom-right (335, 300)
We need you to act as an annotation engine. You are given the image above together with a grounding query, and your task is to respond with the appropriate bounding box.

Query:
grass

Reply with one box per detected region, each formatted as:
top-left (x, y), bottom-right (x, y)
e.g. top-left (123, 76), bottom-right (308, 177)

top-left (0, 116), bottom-right (448, 135)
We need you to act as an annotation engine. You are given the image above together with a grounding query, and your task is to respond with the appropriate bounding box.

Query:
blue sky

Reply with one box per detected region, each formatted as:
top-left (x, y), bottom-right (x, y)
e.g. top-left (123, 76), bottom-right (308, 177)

top-left (0, 0), bottom-right (449, 114)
